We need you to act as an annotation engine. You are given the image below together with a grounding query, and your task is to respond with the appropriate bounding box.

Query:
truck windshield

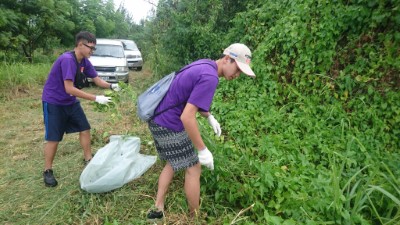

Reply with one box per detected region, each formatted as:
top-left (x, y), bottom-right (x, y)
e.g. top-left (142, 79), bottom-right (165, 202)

top-left (122, 42), bottom-right (139, 51)
top-left (92, 44), bottom-right (125, 58)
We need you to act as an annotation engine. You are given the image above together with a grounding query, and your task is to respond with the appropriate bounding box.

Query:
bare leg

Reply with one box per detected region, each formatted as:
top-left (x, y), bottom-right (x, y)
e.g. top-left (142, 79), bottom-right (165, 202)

top-left (184, 163), bottom-right (201, 214)
top-left (155, 162), bottom-right (175, 210)
top-left (79, 129), bottom-right (92, 160)
top-left (44, 141), bottom-right (59, 170)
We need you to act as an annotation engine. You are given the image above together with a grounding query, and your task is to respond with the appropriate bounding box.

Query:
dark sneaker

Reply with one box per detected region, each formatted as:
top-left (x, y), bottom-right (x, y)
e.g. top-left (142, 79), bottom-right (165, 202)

top-left (147, 206), bottom-right (164, 222)
top-left (83, 154), bottom-right (94, 166)
top-left (83, 158), bottom-right (91, 166)
top-left (43, 169), bottom-right (58, 187)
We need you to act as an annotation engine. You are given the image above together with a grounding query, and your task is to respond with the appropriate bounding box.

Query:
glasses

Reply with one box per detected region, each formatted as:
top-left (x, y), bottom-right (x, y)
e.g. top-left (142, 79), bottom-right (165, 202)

top-left (83, 43), bottom-right (96, 51)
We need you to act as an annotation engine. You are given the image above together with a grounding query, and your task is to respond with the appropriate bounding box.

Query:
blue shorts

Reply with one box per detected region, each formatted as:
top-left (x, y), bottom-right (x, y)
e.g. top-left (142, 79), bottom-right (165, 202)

top-left (43, 101), bottom-right (91, 142)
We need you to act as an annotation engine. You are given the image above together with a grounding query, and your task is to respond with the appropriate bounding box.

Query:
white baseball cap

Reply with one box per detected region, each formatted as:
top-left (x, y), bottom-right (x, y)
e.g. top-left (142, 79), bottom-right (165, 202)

top-left (223, 43), bottom-right (256, 77)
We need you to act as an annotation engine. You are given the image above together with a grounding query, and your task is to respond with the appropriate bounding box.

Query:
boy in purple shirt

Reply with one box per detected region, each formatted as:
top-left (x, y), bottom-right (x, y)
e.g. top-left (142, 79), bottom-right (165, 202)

top-left (41, 31), bottom-right (120, 187)
top-left (147, 43), bottom-right (256, 221)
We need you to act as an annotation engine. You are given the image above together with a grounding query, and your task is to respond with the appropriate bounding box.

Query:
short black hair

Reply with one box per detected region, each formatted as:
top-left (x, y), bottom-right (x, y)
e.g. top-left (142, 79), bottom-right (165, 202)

top-left (75, 31), bottom-right (96, 46)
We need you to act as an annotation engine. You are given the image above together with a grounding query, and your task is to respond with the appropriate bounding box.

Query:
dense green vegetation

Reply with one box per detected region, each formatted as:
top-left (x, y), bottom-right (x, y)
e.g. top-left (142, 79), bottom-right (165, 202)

top-left (1, 0), bottom-right (399, 224)
top-left (0, 0), bottom-right (142, 63)
top-left (145, 0), bottom-right (400, 224)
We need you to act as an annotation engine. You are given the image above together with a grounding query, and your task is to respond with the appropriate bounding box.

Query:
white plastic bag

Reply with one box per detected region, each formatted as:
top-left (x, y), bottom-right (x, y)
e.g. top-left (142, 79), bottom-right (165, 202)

top-left (80, 135), bottom-right (156, 193)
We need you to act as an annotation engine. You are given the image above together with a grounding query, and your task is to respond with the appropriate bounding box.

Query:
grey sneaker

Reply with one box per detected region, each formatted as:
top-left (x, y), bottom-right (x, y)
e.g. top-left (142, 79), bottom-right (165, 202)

top-left (43, 169), bottom-right (58, 187)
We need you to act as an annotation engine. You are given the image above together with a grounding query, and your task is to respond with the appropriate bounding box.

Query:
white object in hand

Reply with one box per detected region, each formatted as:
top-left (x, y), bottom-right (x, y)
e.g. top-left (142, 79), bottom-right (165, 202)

top-left (110, 83), bottom-right (121, 91)
top-left (207, 115), bottom-right (221, 137)
top-left (198, 147), bottom-right (214, 170)
top-left (95, 95), bottom-right (111, 104)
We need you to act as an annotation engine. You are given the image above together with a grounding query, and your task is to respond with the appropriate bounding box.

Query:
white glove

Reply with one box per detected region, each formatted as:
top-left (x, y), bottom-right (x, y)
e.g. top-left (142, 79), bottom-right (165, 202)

top-left (110, 83), bottom-right (121, 91)
top-left (95, 95), bottom-right (112, 104)
top-left (198, 147), bottom-right (214, 170)
top-left (207, 115), bottom-right (221, 137)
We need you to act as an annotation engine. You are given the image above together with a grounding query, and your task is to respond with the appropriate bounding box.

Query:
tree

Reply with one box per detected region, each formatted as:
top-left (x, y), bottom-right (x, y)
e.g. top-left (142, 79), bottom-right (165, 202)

top-left (1, 0), bottom-right (74, 62)
top-left (140, 0), bottom-right (251, 76)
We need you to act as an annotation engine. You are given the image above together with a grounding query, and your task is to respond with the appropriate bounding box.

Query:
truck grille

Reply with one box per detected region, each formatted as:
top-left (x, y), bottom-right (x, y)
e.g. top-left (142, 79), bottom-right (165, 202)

top-left (94, 66), bottom-right (115, 72)
top-left (126, 55), bottom-right (139, 59)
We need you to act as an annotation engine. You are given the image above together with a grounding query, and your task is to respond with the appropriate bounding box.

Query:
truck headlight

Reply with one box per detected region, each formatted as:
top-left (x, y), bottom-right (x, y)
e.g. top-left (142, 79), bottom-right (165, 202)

top-left (115, 66), bottom-right (128, 72)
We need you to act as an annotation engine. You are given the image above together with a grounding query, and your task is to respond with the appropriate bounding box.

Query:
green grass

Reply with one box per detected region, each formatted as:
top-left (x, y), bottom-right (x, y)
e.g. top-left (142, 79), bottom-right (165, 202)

top-left (0, 65), bottom-right (247, 224)
top-left (0, 62), bottom-right (51, 100)
top-left (0, 71), bottom-right (158, 224)
top-left (1, 62), bottom-right (399, 224)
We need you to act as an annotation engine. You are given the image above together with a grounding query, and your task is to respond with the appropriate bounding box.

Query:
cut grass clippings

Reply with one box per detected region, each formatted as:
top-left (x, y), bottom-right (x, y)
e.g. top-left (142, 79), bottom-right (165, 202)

top-left (0, 69), bottom-right (208, 224)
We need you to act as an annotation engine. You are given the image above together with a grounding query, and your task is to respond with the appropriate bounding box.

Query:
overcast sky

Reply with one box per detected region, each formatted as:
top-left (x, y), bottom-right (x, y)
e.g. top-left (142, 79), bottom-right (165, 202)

top-left (113, 0), bottom-right (158, 24)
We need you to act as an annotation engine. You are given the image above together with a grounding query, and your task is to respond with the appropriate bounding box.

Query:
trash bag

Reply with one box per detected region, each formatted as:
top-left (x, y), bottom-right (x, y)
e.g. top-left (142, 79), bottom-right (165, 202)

top-left (80, 135), bottom-right (157, 193)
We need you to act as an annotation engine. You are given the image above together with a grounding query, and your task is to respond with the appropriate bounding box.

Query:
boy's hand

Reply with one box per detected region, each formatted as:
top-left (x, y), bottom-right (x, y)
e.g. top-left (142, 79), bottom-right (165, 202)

top-left (95, 95), bottom-right (112, 104)
top-left (207, 115), bottom-right (221, 137)
top-left (110, 83), bottom-right (121, 91)
top-left (198, 147), bottom-right (214, 170)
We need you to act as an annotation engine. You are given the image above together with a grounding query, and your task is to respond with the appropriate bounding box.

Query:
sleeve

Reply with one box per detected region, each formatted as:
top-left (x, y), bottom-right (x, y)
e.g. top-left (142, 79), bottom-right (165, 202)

top-left (187, 75), bottom-right (219, 112)
top-left (83, 59), bottom-right (98, 78)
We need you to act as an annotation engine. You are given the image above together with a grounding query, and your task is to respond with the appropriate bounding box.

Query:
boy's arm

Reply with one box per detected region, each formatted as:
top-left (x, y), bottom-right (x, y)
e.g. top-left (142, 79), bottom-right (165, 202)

top-left (199, 111), bottom-right (210, 118)
top-left (64, 80), bottom-right (111, 104)
top-left (181, 103), bottom-right (206, 150)
top-left (92, 76), bottom-right (113, 89)
top-left (64, 80), bottom-right (96, 101)
top-left (183, 103), bottom-right (215, 170)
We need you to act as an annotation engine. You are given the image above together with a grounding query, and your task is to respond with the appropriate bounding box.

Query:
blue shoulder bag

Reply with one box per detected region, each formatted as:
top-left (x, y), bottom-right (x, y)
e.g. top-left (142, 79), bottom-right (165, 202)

top-left (136, 62), bottom-right (214, 121)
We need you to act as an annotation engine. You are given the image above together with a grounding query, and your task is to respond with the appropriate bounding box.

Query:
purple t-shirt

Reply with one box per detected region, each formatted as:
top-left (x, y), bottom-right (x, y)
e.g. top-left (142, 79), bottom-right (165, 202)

top-left (154, 59), bottom-right (219, 132)
top-left (42, 52), bottom-right (97, 105)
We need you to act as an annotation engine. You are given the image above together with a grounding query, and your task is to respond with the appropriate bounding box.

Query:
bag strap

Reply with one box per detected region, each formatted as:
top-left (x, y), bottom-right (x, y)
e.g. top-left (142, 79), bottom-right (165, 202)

top-left (71, 51), bottom-right (80, 77)
top-left (151, 94), bottom-right (182, 119)
top-left (151, 61), bottom-right (216, 119)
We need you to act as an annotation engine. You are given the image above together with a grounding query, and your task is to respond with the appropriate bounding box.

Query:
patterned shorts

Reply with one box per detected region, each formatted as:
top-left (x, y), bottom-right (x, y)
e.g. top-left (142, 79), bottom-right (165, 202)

top-left (148, 120), bottom-right (199, 171)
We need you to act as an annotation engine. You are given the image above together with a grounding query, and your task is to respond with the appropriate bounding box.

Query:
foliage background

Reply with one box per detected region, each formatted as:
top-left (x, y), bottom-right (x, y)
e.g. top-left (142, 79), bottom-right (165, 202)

top-left (0, 0), bottom-right (142, 63)
top-left (144, 0), bottom-right (400, 224)
top-left (1, 0), bottom-right (399, 224)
